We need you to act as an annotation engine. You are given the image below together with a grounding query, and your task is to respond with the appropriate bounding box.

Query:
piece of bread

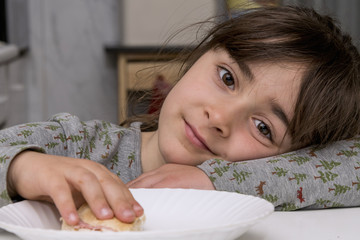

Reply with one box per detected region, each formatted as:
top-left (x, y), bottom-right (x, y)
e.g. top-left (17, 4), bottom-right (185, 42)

top-left (61, 203), bottom-right (145, 232)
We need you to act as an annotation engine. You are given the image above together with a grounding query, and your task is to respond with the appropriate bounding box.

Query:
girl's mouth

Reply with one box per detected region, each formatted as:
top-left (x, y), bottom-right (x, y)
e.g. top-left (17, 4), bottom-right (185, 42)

top-left (184, 121), bottom-right (214, 155)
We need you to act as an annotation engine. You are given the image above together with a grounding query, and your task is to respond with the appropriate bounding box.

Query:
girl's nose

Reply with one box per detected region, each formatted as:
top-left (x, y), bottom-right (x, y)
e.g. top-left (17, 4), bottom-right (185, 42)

top-left (205, 106), bottom-right (231, 138)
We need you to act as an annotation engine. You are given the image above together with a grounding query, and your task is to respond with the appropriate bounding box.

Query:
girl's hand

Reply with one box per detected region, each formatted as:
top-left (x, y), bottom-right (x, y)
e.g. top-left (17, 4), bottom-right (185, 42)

top-left (127, 164), bottom-right (215, 190)
top-left (7, 151), bottom-right (143, 225)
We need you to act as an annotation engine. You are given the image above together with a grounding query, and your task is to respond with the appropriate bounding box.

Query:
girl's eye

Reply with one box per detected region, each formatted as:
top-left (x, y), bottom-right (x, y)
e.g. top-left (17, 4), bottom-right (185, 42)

top-left (254, 119), bottom-right (272, 140)
top-left (219, 67), bottom-right (235, 90)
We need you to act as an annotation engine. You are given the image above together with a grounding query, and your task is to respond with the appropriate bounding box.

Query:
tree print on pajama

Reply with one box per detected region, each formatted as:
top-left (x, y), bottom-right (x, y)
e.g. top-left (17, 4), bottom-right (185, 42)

top-left (198, 136), bottom-right (360, 210)
top-left (0, 112), bottom-right (360, 211)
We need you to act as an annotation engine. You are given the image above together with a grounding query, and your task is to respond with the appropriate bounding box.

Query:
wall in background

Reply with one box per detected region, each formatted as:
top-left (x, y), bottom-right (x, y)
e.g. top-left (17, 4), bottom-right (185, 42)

top-left (25, 0), bottom-right (120, 123)
top-left (121, 0), bottom-right (219, 46)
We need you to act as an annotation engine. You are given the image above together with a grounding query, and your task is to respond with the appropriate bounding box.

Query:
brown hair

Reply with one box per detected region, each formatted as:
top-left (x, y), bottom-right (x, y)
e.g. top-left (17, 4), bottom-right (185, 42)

top-left (124, 6), bottom-right (360, 149)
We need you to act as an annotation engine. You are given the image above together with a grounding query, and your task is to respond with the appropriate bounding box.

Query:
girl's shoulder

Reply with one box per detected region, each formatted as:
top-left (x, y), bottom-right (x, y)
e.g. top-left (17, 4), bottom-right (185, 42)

top-left (48, 112), bottom-right (141, 137)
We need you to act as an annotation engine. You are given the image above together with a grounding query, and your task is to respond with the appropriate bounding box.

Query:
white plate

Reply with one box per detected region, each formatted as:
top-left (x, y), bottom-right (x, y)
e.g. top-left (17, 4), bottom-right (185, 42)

top-left (0, 189), bottom-right (274, 240)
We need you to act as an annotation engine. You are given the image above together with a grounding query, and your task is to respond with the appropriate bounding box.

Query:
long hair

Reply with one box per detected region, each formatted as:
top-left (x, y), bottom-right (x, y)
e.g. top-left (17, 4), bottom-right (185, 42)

top-left (123, 6), bottom-right (360, 149)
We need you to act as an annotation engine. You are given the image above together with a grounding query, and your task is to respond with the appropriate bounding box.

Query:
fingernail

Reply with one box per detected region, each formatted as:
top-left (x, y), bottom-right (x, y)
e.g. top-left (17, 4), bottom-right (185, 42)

top-left (68, 213), bottom-right (77, 223)
top-left (133, 204), bottom-right (143, 213)
top-left (100, 207), bottom-right (112, 218)
top-left (123, 209), bottom-right (135, 219)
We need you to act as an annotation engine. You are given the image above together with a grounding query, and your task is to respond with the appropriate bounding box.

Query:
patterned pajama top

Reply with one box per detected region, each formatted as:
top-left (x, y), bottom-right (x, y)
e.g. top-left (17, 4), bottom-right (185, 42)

top-left (0, 113), bottom-right (359, 210)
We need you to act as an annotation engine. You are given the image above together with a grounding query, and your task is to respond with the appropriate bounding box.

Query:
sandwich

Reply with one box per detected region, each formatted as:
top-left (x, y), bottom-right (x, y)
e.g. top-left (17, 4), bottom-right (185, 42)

top-left (61, 203), bottom-right (145, 232)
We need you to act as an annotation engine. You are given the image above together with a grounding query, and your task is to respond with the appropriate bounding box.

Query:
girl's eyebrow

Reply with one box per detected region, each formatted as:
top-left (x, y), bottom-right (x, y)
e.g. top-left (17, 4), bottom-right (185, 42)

top-left (271, 101), bottom-right (290, 128)
top-left (227, 54), bottom-right (254, 81)
top-left (237, 61), bottom-right (254, 82)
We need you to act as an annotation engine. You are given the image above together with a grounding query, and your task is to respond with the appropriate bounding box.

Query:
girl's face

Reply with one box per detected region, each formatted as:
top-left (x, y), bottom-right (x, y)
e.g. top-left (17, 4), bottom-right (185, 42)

top-left (156, 48), bottom-right (303, 165)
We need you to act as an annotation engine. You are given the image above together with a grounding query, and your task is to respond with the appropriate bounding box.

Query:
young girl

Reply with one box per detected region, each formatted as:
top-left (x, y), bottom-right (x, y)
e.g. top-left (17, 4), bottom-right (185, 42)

top-left (1, 5), bottom-right (360, 226)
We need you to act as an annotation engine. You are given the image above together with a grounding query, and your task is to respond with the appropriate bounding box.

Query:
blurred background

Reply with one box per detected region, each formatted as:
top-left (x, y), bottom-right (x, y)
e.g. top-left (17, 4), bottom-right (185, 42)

top-left (0, 0), bottom-right (359, 127)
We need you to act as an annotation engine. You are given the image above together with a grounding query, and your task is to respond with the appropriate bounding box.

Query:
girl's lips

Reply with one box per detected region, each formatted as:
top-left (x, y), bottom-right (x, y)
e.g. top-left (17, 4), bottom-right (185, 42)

top-left (184, 121), bottom-right (213, 154)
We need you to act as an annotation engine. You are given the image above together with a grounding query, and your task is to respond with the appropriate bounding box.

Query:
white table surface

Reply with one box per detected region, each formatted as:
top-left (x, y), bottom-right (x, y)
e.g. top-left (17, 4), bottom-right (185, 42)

top-left (1, 207), bottom-right (358, 240)
top-left (240, 207), bottom-right (359, 240)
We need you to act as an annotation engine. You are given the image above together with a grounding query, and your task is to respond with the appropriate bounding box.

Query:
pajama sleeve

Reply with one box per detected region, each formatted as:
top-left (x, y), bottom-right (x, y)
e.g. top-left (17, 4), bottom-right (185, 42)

top-left (198, 137), bottom-right (360, 210)
top-left (0, 113), bottom-right (142, 208)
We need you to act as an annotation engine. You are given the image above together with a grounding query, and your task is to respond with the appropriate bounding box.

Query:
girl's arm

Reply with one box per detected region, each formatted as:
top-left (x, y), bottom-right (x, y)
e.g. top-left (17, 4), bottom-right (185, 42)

top-left (129, 137), bottom-right (360, 210)
top-left (199, 137), bottom-right (360, 210)
top-left (127, 163), bottom-right (214, 190)
top-left (0, 113), bottom-right (143, 224)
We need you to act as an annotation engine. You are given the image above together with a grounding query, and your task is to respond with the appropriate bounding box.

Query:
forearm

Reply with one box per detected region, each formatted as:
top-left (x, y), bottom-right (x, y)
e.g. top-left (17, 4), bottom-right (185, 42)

top-left (0, 145), bottom-right (45, 206)
top-left (6, 151), bottom-right (44, 200)
top-left (198, 137), bottom-right (360, 210)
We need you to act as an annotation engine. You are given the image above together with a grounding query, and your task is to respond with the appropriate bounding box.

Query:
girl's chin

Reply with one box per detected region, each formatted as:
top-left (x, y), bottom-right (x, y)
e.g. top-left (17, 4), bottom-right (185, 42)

top-left (159, 138), bottom-right (210, 165)
top-left (163, 153), bottom-right (206, 166)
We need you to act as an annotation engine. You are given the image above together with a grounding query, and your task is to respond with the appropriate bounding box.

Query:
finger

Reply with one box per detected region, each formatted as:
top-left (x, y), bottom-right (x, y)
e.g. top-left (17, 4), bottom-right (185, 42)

top-left (128, 172), bottom-right (183, 189)
top-left (65, 168), bottom-right (114, 220)
top-left (89, 164), bottom-right (143, 220)
top-left (108, 172), bottom-right (144, 218)
top-left (77, 160), bottom-right (143, 221)
top-left (48, 178), bottom-right (80, 226)
top-left (127, 178), bottom-right (151, 188)
top-left (126, 179), bottom-right (140, 188)
top-left (126, 172), bottom-right (158, 188)
top-left (101, 175), bottom-right (143, 222)
top-left (132, 200), bottom-right (144, 218)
